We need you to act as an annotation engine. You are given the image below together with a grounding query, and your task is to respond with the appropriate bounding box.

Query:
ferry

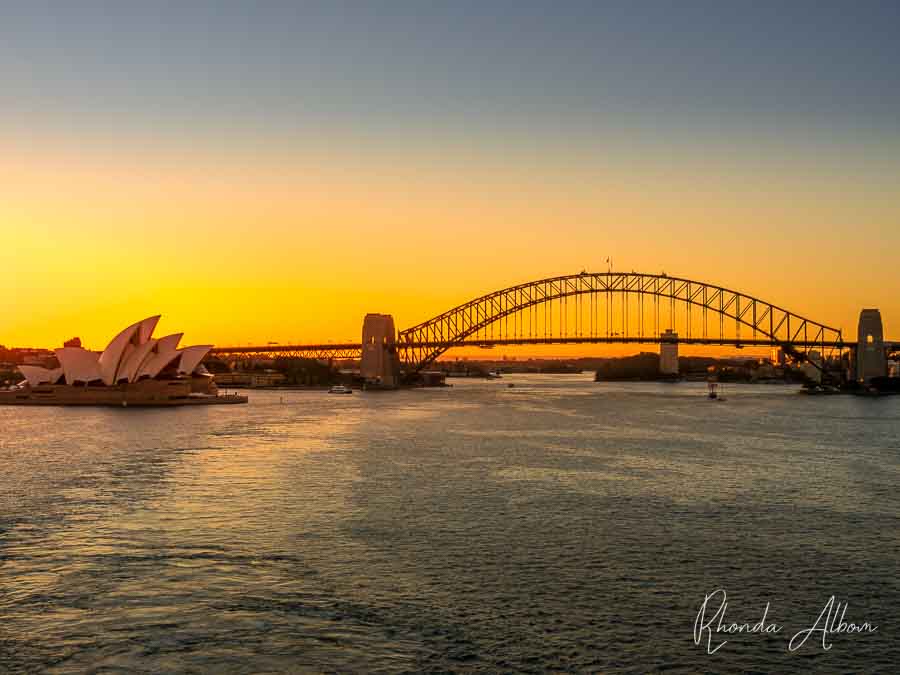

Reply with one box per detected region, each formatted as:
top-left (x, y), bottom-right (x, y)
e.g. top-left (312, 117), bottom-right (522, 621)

top-left (328, 384), bottom-right (353, 394)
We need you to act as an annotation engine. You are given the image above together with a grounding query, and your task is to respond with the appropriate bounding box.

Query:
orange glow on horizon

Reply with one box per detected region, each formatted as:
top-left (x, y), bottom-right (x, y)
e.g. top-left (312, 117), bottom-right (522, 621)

top-left (3, 128), bottom-right (899, 351)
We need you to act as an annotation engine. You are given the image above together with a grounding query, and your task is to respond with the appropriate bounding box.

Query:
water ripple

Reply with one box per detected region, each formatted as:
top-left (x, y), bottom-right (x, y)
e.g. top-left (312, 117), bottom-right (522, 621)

top-left (2, 376), bottom-right (898, 672)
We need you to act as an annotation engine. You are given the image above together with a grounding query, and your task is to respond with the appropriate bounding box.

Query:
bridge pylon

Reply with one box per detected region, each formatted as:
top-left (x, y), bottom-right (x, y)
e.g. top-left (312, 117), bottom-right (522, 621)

top-left (659, 330), bottom-right (679, 376)
top-left (360, 313), bottom-right (402, 387)
top-left (855, 309), bottom-right (888, 384)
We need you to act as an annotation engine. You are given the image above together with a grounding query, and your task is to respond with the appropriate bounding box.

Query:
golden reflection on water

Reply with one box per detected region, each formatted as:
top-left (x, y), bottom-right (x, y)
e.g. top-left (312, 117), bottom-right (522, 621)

top-left (1, 375), bottom-right (899, 672)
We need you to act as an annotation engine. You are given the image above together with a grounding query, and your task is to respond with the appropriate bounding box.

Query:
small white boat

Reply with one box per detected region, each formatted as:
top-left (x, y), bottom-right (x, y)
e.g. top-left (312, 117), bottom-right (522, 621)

top-left (708, 381), bottom-right (727, 401)
top-left (329, 384), bottom-right (352, 394)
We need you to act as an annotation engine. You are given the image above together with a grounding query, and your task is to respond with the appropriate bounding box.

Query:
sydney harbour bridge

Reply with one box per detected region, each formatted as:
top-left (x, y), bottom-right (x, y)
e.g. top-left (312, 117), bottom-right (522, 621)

top-left (209, 272), bottom-right (898, 383)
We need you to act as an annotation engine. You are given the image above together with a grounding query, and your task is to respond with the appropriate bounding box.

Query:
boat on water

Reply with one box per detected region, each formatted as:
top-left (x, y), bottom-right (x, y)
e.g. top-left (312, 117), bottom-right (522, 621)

top-left (707, 381), bottom-right (726, 400)
top-left (328, 384), bottom-right (353, 394)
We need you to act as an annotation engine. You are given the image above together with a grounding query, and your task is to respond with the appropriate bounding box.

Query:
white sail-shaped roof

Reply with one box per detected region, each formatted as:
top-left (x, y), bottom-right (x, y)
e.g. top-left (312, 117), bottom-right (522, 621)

top-left (116, 338), bottom-right (158, 383)
top-left (18, 319), bottom-right (216, 388)
top-left (136, 346), bottom-right (182, 379)
top-left (138, 316), bottom-right (159, 344)
top-left (116, 343), bottom-right (136, 383)
top-left (133, 333), bottom-right (182, 380)
top-left (155, 333), bottom-right (182, 353)
top-left (18, 365), bottom-right (62, 386)
top-left (177, 345), bottom-right (213, 375)
top-left (98, 316), bottom-right (160, 385)
top-left (55, 347), bottom-right (104, 384)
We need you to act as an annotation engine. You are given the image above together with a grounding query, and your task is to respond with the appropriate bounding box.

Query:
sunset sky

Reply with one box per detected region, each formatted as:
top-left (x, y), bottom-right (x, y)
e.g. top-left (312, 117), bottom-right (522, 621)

top-left (3, 2), bottom-right (899, 350)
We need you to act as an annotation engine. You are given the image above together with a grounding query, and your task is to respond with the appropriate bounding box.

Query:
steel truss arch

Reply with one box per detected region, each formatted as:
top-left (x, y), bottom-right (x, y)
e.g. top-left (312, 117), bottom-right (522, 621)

top-left (397, 272), bottom-right (843, 371)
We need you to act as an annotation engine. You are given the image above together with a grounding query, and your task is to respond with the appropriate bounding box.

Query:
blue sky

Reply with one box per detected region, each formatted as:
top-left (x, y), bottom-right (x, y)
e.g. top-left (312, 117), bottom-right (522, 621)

top-left (3, 1), bottom-right (899, 138)
top-left (3, 1), bottom-right (900, 345)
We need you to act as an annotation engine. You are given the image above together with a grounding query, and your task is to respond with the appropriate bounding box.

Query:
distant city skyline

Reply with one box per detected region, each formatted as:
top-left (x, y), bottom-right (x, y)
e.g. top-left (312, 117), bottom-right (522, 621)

top-left (3, 1), bottom-right (899, 348)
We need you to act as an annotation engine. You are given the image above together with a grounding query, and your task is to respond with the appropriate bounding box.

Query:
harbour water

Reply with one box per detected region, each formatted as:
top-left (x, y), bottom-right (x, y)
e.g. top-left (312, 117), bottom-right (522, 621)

top-left (2, 374), bottom-right (898, 673)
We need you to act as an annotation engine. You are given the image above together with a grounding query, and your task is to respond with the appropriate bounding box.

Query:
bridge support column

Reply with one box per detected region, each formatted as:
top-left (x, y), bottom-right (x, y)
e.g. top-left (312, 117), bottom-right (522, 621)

top-left (361, 313), bottom-right (401, 387)
top-left (659, 330), bottom-right (679, 376)
top-left (856, 309), bottom-right (887, 384)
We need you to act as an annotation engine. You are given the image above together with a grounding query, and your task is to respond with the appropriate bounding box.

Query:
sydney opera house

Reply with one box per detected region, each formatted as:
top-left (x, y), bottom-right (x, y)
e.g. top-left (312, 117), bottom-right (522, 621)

top-left (1, 316), bottom-right (246, 406)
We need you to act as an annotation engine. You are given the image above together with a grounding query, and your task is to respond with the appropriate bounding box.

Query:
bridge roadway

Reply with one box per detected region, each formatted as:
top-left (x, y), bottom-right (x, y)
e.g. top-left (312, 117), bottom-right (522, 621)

top-left (209, 335), bottom-right (872, 363)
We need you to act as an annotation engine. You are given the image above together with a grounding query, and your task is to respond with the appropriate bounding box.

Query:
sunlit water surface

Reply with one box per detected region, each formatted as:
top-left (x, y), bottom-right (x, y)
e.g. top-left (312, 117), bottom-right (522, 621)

top-left (2, 375), bottom-right (899, 673)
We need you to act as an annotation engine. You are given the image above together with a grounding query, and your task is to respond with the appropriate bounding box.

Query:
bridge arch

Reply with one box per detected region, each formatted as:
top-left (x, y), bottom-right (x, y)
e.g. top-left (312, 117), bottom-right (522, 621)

top-left (397, 272), bottom-right (843, 371)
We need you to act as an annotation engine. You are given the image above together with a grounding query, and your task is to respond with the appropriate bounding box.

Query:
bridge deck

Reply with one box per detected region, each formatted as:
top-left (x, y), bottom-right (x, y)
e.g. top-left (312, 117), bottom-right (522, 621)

top-left (210, 335), bottom-right (861, 359)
